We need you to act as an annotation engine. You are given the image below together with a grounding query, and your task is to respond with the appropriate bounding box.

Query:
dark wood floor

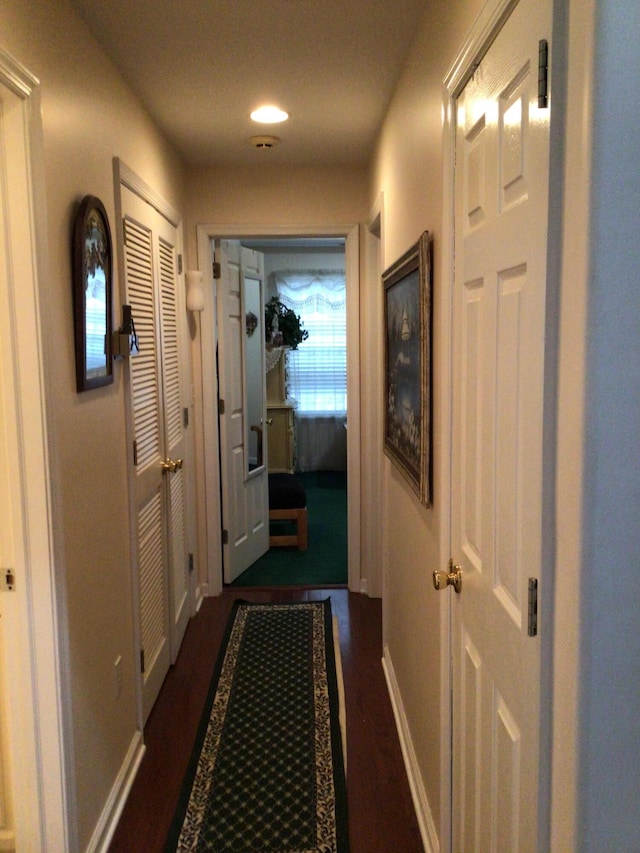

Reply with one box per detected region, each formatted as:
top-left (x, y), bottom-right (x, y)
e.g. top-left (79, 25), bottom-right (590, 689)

top-left (108, 587), bottom-right (424, 852)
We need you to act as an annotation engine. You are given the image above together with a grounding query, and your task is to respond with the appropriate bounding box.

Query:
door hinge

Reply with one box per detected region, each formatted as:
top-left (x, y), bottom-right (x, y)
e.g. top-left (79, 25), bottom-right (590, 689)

top-left (177, 253), bottom-right (183, 275)
top-left (140, 649), bottom-right (145, 674)
top-left (538, 39), bottom-right (549, 108)
top-left (218, 398), bottom-right (225, 415)
top-left (212, 261), bottom-right (221, 280)
top-left (133, 440), bottom-right (138, 466)
top-left (528, 578), bottom-right (539, 637)
top-left (222, 529), bottom-right (229, 545)
top-left (188, 552), bottom-right (194, 573)
top-left (183, 406), bottom-right (189, 428)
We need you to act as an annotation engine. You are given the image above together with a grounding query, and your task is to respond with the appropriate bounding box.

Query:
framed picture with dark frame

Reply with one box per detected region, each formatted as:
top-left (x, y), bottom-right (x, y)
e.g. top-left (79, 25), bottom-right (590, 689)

top-left (383, 230), bottom-right (431, 506)
top-left (72, 195), bottom-right (113, 392)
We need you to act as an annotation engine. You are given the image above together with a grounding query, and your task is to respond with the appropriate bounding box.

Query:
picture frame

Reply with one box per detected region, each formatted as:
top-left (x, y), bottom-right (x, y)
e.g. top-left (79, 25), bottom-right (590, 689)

top-left (383, 230), bottom-right (432, 506)
top-left (72, 195), bottom-right (113, 392)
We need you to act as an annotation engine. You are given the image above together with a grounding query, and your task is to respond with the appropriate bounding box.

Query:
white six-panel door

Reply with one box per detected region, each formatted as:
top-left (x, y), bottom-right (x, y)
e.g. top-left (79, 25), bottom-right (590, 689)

top-left (451, 0), bottom-right (551, 848)
top-left (216, 240), bottom-right (269, 584)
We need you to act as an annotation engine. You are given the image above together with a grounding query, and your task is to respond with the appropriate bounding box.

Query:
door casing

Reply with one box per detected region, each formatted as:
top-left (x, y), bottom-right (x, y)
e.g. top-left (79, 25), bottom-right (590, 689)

top-left (0, 49), bottom-right (71, 851)
top-left (196, 224), bottom-right (360, 596)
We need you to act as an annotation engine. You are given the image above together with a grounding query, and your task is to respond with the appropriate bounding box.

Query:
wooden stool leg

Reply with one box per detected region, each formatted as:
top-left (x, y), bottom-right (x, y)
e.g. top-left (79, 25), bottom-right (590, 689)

top-left (297, 508), bottom-right (308, 551)
top-left (269, 507), bottom-right (308, 550)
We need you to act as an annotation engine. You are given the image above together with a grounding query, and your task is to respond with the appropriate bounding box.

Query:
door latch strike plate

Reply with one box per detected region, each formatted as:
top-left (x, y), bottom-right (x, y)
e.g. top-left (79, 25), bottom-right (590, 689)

top-left (1, 569), bottom-right (15, 592)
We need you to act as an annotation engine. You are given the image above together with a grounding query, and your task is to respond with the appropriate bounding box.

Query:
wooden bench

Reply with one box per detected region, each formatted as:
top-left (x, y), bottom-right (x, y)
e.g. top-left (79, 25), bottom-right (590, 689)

top-left (268, 473), bottom-right (308, 551)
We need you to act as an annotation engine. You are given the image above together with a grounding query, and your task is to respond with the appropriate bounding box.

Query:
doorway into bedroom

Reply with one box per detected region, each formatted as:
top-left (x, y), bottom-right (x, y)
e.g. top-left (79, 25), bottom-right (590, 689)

top-left (223, 237), bottom-right (349, 588)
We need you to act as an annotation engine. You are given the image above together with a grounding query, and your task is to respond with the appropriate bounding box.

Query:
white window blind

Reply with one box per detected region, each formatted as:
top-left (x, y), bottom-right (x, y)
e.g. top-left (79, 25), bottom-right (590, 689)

top-left (271, 270), bottom-right (347, 414)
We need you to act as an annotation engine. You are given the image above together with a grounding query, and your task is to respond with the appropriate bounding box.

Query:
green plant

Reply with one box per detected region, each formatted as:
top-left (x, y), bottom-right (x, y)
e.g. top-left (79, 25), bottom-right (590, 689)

top-left (264, 297), bottom-right (309, 349)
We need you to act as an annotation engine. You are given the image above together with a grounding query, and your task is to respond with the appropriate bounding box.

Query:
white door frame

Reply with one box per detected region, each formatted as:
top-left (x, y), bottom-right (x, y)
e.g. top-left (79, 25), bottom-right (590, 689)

top-left (440, 0), bottom-right (555, 848)
top-left (364, 196), bottom-right (384, 600)
top-left (0, 50), bottom-right (72, 851)
top-left (196, 224), bottom-right (360, 596)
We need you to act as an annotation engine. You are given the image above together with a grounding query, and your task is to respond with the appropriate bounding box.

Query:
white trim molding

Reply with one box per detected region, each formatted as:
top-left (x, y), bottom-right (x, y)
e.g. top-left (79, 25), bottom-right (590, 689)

top-left (195, 223), bottom-right (361, 596)
top-left (85, 733), bottom-right (145, 853)
top-left (383, 646), bottom-right (438, 853)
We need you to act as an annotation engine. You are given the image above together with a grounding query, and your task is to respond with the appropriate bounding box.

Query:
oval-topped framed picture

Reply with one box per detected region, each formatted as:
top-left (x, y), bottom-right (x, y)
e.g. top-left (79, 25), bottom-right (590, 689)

top-left (72, 195), bottom-right (113, 391)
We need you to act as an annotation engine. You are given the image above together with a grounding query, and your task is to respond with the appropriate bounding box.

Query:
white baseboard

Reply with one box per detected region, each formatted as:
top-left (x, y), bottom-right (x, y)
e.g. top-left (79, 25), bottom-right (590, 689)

top-left (86, 729), bottom-right (145, 853)
top-left (382, 645), bottom-right (439, 853)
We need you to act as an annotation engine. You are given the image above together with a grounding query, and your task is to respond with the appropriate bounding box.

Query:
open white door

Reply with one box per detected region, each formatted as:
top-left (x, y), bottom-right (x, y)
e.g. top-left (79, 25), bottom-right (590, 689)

top-left (447, 0), bottom-right (551, 848)
top-left (217, 240), bottom-right (269, 583)
top-left (121, 183), bottom-right (190, 722)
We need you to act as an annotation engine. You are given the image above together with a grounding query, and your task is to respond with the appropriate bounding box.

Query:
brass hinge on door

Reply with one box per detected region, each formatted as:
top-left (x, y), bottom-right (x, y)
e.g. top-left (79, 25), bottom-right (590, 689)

top-left (222, 529), bottom-right (229, 545)
top-left (218, 398), bottom-right (225, 415)
top-left (188, 553), bottom-right (194, 573)
top-left (212, 261), bottom-right (221, 279)
top-left (538, 40), bottom-right (549, 108)
top-left (528, 578), bottom-right (539, 637)
top-left (177, 253), bottom-right (183, 275)
top-left (133, 440), bottom-right (138, 466)
top-left (140, 649), bottom-right (145, 674)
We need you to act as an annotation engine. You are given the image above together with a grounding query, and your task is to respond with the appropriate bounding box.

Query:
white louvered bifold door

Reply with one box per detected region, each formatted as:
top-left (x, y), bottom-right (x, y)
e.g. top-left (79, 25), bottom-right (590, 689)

top-left (122, 185), bottom-right (189, 722)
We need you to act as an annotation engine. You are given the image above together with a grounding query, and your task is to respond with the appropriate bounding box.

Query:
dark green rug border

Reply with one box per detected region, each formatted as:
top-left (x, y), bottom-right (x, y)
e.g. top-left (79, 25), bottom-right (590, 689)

top-left (164, 598), bottom-right (349, 852)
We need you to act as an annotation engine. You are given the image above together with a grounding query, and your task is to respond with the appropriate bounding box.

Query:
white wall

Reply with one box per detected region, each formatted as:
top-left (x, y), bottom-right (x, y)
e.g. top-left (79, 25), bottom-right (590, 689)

top-left (369, 0), bottom-right (484, 841)
top-left (1, 0), bottom-right (184, 847)
top-left (184, 164), bottom-right (369, 591)
top-left (567, 0), bottom-right (640, 847)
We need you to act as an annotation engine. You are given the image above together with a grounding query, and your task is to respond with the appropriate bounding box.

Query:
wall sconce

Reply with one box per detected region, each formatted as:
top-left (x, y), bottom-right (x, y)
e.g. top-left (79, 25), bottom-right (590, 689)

top-left (113, 304), bottom-right (140, 359)
top-left (185, 270), bottom-right (205, 312)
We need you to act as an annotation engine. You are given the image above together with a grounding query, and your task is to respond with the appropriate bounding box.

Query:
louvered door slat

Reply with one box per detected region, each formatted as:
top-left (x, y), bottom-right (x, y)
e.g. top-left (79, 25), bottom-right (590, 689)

top-left (138, 489), bottom-right (166, 677)
top-left (159, 238), bottom-right (182, 447)
top-left (169, 469), bottom-right (187, 616)
top-left (125, 217), bottom-right (161, 472)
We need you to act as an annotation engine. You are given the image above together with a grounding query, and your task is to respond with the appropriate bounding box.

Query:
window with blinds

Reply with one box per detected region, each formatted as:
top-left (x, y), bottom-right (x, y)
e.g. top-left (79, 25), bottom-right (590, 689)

top-left (273, 270), bottom-right (347, 415)
top-left (286, 310), bottom-right (347, 413)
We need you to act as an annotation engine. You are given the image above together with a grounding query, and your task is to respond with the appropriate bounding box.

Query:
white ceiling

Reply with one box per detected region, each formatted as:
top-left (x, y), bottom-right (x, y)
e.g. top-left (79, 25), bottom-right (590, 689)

top-left (68, 0), bottom-right (426, 168)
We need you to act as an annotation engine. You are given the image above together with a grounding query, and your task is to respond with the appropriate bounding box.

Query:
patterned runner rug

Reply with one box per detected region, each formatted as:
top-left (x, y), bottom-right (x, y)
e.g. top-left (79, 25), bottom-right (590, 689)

top-left (165, 599), bottom-right (349, 852)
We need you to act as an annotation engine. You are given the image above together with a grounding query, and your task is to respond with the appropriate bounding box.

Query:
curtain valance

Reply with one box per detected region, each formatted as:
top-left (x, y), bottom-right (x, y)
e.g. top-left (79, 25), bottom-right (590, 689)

top-left (268, 270), bottom-right (346, 312)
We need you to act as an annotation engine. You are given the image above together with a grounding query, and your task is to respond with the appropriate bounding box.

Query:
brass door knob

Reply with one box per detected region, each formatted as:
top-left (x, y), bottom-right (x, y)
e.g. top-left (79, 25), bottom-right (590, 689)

top-left (160, 458), bottom-right (183, 474)
top-left (433, 561), bottom-right (463, 594)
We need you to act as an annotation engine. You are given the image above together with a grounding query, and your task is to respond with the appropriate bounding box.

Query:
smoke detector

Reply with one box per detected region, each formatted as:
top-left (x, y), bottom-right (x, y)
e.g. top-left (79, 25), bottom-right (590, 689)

top-left (250, 135), bottom-right (281, 149)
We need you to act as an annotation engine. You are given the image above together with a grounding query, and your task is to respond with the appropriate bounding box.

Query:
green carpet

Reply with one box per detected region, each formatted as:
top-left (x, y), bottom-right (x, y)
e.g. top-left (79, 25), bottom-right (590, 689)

top-left (165, 599), bottom-right (349, 852)
top-left (231, 471), bottom-right (347, 587)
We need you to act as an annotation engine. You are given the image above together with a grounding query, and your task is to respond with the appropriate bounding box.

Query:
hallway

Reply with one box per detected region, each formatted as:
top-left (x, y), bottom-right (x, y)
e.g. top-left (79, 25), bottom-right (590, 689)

top-left (108, 588), bottom-right (424, 852)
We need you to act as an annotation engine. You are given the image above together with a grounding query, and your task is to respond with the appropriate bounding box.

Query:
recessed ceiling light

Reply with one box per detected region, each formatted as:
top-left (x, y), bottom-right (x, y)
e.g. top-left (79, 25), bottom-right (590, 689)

top-left (250, 105), bottom-right (289, 124)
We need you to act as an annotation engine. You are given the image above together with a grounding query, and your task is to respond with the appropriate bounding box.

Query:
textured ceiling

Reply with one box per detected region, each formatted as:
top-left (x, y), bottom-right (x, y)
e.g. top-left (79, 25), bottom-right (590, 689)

top-left (69, 0), bottom-right (426, 167)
